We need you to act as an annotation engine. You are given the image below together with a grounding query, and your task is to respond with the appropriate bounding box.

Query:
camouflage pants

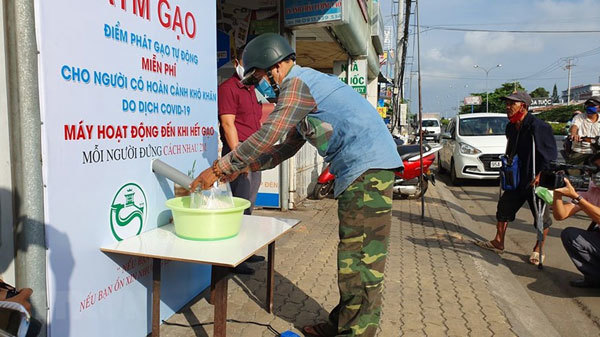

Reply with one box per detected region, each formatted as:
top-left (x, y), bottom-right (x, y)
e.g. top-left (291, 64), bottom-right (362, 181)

top-left (329, 169), bottom-right (394, 337)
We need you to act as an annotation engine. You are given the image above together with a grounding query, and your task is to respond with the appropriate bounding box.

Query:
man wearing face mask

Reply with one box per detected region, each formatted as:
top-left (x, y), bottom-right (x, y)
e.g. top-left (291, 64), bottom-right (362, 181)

top-left (553, 152), bottom-right (600, 288)
top-left (567, 97), bottom-right (600, 167)
top-left (475, 91), bottom-right (557, 266)
top-left (191, 33), bottom-right (403, 337)
top-left (217, 46), bottom-right (265, 275)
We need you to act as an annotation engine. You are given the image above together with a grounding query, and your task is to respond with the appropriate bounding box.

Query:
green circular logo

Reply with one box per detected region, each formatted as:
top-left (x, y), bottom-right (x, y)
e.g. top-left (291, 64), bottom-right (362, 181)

top-left (109, 183), bottom-right (147, 241)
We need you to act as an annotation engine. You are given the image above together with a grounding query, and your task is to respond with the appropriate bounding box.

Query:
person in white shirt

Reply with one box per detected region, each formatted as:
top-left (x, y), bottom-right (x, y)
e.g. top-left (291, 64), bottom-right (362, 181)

top-left (568, 97), bottom-right (600, 166)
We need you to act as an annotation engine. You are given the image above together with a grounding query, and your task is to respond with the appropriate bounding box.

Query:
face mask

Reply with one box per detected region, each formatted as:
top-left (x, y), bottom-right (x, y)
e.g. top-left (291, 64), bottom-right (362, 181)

top-left (256, 78), bottom-right (276, 98)
top-left (509, 110), bottom-right (526, 124)
top-left (586, 106), bottom-right (598, 114)
top-left (235, 63), bottom-right (245, 80)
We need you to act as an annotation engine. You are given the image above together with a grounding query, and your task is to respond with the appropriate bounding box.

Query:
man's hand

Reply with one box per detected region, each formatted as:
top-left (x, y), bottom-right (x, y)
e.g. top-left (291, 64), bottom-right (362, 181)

top-left (555, 178), bottom-right (578, 199)
top-left (0, 287), bottom-right (33, 314)
top-left (222, 166), bottom-right (250, 183)
top-left (530, 173), bottom-right (541, 187)
top-left (190, 167), bottom-right (218, 191)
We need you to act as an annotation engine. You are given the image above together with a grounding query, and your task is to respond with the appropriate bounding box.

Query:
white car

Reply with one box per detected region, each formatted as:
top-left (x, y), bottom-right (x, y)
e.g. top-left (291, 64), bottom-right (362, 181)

top-left (422, 118), bottom-right (441, 142)
top-left (438, 113), bottom-right (508, 185)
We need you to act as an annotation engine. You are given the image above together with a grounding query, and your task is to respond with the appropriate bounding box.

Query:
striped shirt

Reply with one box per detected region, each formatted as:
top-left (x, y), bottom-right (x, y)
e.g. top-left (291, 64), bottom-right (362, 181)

top-left (218, 75), bottom-right (317, 174)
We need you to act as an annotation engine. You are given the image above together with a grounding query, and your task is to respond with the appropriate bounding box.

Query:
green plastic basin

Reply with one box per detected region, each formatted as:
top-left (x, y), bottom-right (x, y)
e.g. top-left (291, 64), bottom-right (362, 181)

top-left (165, 196), bottom-right (250, 240)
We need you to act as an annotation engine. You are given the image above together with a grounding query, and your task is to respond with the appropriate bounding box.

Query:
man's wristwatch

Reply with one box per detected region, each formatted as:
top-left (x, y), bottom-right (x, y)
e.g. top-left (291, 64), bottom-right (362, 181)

top-left (572, 195), bottom-right (583, 205)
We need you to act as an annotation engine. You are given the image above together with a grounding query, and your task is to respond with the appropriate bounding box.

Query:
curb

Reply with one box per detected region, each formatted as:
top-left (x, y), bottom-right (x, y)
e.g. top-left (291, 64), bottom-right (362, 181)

top-left (436, 183), bottom-right (561, 337)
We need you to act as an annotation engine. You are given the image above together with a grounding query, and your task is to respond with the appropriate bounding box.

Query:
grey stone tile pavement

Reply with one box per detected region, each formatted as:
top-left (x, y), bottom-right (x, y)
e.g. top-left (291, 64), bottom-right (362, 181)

top-left (159, 183), bottom-right (553, 337)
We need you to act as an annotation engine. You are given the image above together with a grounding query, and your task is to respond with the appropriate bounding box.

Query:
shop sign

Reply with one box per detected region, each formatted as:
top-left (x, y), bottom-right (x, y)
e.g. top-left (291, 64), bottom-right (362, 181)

top-left (400, 103), bottom-right (408, 125)
top-left (284, 0), bottom-right (345, 27)
top-left (377, 106), bottom-right (388, 118)
top-left (34, 1), bottom-right (216, 336)
top-left (464, 96), bottom-right (482, 105)
top-left (256, 168), bottom-right (281, 208)
top-left (348, 59), bottom-right (367, 95)
top-left (531, 97), bottom-right (552, 107)
top-left (383, 26), bottom-right (393, 50)
top-left (217, 30), bottom-right (230, 68)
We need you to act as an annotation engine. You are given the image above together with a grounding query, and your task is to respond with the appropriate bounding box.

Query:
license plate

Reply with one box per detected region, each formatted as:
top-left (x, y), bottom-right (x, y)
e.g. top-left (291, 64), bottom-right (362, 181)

top-left (490, 161), bottom-right (502, 168)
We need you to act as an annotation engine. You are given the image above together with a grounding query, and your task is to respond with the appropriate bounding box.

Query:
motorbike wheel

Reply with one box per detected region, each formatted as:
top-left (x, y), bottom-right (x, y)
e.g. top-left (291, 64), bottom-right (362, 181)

top-left (313, 181), bottom-right (334, 200)
top-left (450, 159), bottom-right (461, 186)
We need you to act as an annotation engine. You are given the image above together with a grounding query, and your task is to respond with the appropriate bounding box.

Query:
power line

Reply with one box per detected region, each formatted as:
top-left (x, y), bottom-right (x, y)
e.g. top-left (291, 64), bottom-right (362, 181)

top-left (419, 25), bottom-right (600, 34)
top-left (513, 45), bottom-right (600, 80)
top-left (419, 17), bottom-right (600, 27)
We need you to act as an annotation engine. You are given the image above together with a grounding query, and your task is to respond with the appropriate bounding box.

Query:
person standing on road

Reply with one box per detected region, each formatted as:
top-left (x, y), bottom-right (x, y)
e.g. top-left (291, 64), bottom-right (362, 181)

top-left (191, 33), bottom-right (403, 337)
top-left (475, 91), bottom-right (557, 266)
top-left (552, 153), bottom-right (600, 288)
top-left (218, 46), bottom-right (266, 275)
top-left (567, 97), bottom-right (600, 166)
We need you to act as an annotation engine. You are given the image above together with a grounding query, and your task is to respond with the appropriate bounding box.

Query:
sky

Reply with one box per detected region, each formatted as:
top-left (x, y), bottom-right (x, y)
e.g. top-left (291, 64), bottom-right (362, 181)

top-left (379, 0), bottom-right (600, 118)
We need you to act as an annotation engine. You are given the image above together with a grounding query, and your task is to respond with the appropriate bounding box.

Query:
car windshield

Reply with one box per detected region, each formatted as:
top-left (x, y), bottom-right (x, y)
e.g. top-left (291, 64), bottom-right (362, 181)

top-left (459, 117), bottom-right (508, 136)
top-left (422, 120), bottom-right (439, 127)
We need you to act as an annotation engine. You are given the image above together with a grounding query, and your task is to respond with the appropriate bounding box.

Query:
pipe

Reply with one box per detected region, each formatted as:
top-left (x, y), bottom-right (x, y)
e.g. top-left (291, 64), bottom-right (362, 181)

top-left (152, 159), bottom-right (193, 190)
top-left (5, 0), bottom-right (48, 334)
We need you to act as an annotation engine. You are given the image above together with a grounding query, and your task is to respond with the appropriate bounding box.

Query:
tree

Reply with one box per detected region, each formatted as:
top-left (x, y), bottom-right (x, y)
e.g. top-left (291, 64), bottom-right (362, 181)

top-left (530, 87), bottom-right (549, 98)
top-left (460, 82), bottom-right (525, 114)
top-left (537, 104), bottom-right (584, 123)
top-left (552, 84), bottom-right (559, 103)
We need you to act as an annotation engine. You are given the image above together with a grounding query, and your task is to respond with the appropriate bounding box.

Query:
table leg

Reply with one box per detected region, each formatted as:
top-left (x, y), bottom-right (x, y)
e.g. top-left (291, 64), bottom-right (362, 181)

top-left (212, 265), bottom-right (229, 337)
top-left (266, 242), bottom-right (275, 313)
top-left (152, 258), bottom-right (161, 337)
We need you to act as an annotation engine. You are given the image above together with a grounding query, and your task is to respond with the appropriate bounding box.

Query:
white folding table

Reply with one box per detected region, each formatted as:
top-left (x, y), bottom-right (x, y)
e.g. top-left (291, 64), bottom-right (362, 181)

top-left (101, 215), bottom-right (300, 337)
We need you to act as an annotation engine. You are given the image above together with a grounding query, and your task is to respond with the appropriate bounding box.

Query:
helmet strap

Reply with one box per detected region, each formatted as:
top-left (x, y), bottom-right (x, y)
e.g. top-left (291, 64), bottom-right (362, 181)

top-left (266, 70), bottom-right (280, 97)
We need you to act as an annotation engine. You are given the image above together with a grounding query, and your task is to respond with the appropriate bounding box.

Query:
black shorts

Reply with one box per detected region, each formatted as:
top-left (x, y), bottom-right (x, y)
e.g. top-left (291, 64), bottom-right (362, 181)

top-left (496, 187), bottom-right (552, 229)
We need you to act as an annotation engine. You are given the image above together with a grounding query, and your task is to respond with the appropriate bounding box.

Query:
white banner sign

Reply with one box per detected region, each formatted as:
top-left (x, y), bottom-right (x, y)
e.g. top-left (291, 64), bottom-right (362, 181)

top-left (35, 1), bottom-right (217, 336)
top-left (464, 95), bottom-right (482, 105)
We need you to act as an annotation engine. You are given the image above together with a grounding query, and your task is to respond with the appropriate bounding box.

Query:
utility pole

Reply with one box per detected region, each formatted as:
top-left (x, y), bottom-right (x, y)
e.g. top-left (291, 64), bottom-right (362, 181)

top-left (393, 0), bottom-right (405, 135)
top-left (473, 64), bottom-right (502, 113)
top-left (415, 0), bottom-right (424, 218)
top-left (565, 58), bottom-right (574, 105)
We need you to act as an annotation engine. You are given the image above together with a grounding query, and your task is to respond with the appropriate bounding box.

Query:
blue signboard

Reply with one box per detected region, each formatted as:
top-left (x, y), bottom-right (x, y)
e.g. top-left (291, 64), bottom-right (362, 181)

top-left (217, 30), bottom-right (230, 69)
top-left (284, 0), bottom-right (343, 26)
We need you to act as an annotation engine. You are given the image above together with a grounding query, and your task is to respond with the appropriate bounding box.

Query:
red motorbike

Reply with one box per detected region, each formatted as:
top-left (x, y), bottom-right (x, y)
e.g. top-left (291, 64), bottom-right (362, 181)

top-left (312, 144), bottom-right (442, 200)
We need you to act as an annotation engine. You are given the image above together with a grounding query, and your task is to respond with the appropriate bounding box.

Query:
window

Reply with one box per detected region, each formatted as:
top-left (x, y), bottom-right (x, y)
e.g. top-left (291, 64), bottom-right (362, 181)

top-left (458, 117), bottom-right (508, 136)
top-left (422, 120), bottom-right (439, 127)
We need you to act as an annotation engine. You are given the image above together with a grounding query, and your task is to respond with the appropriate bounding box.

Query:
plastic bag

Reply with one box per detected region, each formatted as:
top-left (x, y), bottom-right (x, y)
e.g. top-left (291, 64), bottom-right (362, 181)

top-left (190, 182), bottom-right (235, 209)
top-left (535, 186), bottom-right (554, 205)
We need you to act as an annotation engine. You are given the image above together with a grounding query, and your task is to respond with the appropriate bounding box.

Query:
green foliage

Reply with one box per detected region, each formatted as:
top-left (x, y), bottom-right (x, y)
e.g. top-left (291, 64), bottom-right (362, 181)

top-left (552, 84), bottom-right (559, 103)
top-left (530, 87), bottom-right (549, 98)
top-left (460, 82), bottom-right (525, 114)
top-left (440, 118), bottom-right (450, 126)
top-left (537, 104), bottom-right (584, 123)
top-left (550, 122), bottom-right (568, 135)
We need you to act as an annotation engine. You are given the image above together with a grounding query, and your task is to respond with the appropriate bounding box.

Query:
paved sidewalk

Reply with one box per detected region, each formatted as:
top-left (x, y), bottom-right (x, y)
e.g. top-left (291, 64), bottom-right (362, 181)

top-left (160, 182), bottom-right (556, 337)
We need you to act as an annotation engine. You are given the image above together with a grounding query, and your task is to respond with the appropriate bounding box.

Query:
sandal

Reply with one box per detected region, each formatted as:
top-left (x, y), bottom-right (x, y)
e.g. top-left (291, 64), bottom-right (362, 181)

top-left (303, 322), bottom-right (337, 337)
top-left (529, 251), bottom-right (545, 265)
top-left (473, 240), bottom-right (504, 254)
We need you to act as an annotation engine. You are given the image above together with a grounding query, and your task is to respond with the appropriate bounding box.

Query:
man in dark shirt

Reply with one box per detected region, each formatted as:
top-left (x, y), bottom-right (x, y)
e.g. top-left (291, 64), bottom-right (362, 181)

top-left (218, 47), bottom-right (265, 274)
top-left (476, 91), bottom-right (557, 265)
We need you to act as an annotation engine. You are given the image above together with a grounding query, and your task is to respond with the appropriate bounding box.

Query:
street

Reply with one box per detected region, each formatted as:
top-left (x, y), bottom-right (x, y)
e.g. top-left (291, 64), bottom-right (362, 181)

top-left (434, 135), bottom-right (600, 336)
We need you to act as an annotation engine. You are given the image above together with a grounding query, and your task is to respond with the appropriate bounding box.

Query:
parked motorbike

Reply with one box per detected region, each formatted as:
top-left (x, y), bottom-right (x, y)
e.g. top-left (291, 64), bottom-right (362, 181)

top-left (312, 143), bottom-right (443, 200)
